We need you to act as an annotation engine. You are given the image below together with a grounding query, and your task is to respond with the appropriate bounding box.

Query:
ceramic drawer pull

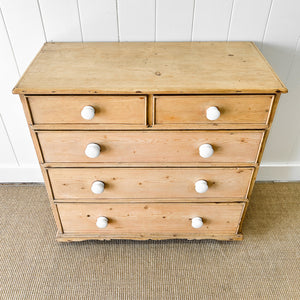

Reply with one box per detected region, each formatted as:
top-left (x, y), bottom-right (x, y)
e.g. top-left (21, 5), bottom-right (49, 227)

top-left (91, 181), bottom-right (105, 194)
top-left (199, 144), bottom-right (214, 158)
top-left (206, 106), bottom-right (220, 121)
top-left (96, 216), bottom-right (108, 229)
top-left (85, 143), bottom-right (101, 158)
top-left (192, 217), bottom-right (204, 229)
top-left (81, 105), bottom-right (95, 120)
top-left (195, 180), bottom-right (208, 194)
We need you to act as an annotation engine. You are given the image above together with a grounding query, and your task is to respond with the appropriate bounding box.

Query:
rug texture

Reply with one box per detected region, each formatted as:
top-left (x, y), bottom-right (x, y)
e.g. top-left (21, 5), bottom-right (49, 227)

top-left (0, 182), bottom-right (299, 299)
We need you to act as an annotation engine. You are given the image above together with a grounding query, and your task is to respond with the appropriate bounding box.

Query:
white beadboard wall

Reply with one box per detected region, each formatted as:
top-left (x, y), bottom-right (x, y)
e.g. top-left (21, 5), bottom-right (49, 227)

top-left (0, 0), bottom-right (299, 182)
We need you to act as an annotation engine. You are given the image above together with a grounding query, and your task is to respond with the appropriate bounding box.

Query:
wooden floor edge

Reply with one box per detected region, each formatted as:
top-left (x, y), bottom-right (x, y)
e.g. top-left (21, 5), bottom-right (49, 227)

top-left (56, 232), bottom-right (243, 242)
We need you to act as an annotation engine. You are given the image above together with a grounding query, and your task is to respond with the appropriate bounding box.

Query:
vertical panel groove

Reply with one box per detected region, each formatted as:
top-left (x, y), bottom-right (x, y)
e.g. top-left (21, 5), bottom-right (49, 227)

top-left (156, 0), bottom-right (194, 41)
top-left (190, 0), bottom-right (196, 41)
top-left (116, 0), bottom-right (120, 42)
top-left (0, 114), bottom-right (19, 166)
top-left (227, 0), bottom-right (235, 41)
top-left (36, 0), bottom-right (47, 41)
top-left (286, 35), bottom-right (300, 163)
top-left (154, 0), bottom-right (157, 41)
top-left (285, 36), bottom-right (300, 81)
top-left (76, 0), bottom-right (83, 42)
top-left (118, 0), bottom-right (155, 41)
top-left (0, 8), bottom-right (20, 77)
top-left (261, 0), bottom-right (274, 49)
top-left (193, 0), bottom-right (235, 41)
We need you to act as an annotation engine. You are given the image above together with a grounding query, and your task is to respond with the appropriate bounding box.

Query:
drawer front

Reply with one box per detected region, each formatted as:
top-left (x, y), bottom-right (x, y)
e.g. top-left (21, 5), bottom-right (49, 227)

top-left (48, 167), bottom-right (253, 199)
top-left (38, 130), bottom-right (263, 164)
top-left (154, 95), bottom-right (273, 126)
top-left (28, 95), bottom-right (146, 124)
top-left (57, 202), bottom-right (245, 235)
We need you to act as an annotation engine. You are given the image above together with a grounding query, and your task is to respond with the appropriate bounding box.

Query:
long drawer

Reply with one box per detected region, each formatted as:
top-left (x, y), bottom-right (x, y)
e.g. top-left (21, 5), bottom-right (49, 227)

top-left (38, 130), bottom-right (264, 164)
top-left (154, 95), bottom-right (273, 127)
top-left (57, 202), bottom-right (245, 236)
top-left (27, 95), bottom-right (147, 125)
top-left (48, 167), bottom-right (254, 200)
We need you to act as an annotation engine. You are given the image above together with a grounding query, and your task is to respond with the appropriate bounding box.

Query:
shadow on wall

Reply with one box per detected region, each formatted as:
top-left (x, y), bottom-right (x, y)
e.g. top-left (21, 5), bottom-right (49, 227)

top-left (259, 41), bottom-right (300, 164)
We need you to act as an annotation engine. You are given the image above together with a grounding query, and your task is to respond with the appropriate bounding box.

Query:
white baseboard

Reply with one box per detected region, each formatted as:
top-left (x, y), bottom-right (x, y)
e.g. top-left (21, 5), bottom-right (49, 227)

top-left (257, 163), bottom-right (300, 181)
top-left (0, 166), bottom-right (43, 183)
top-left (0, 164), bottom-right (299, 183)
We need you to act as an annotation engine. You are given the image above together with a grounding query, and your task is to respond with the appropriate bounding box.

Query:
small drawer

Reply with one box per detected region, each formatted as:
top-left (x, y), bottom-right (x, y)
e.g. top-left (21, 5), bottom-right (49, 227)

top-left (27, 95), bottom-right (147, 125)
top-left (38, 130), bottom-right (264, 164)
top-left (48, 167), bottom-right (254, 200)
top-left (154, 95), bottom-right (273, 128)
top-left (57, 202), bottom-right (245, 236)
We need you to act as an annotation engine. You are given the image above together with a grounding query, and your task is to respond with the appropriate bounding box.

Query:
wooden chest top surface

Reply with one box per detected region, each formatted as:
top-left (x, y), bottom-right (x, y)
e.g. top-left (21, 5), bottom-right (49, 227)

top-left (13, 42), bottom-right (287, 95)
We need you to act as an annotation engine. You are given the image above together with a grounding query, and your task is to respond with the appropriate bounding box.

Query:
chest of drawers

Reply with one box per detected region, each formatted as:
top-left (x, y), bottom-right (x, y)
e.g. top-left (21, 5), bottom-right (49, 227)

top-left (13, 42), bottom-right (287, 242)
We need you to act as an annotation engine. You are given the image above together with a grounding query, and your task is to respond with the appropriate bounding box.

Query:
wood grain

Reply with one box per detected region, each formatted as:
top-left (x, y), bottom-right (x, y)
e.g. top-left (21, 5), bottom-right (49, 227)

top-left (12, 41), bottom-right (287, 241)
top-left (154, 95), bottom-right (274, 126)
top-left (37, 130), bottom-right (264, 164)
top-left (48, 167), bottom-right (254, 200)
top-left (27, 95), bottom-right (147, 125)
top-left (12, 42), bottom-right (287, 94)
top-left (43, 162), bottom-right (259, 168)
top-left (57, 202), bottom-right (245, 236)
top-left (31, 123), bottom-right (270, 130)
top-left (53, 197), bottom-right (249, 204)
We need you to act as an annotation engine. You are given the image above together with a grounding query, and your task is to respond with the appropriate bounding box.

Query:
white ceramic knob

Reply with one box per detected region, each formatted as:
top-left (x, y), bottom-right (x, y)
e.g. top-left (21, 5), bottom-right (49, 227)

top-left (96, 216), bottom-right (108, 229)
top-left (81, 105), bottom-right (95, 120)
top-left (206, 106), bottom-right (220, 121)
top-left (91, 181), bottom-right (105, 194)
top-left (85, 143), bottom-right (101, 158)
top-left (192, 217), bottom-right (203, 229)
top-left (195, 180), bottom-right (208, 194)
top-left (199, 144), bottom-right (214, 158)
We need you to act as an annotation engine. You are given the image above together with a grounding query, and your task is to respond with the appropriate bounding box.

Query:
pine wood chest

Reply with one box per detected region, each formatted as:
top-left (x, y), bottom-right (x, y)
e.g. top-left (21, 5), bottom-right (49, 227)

top-left (13, 42), bottom-right (287, 242)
